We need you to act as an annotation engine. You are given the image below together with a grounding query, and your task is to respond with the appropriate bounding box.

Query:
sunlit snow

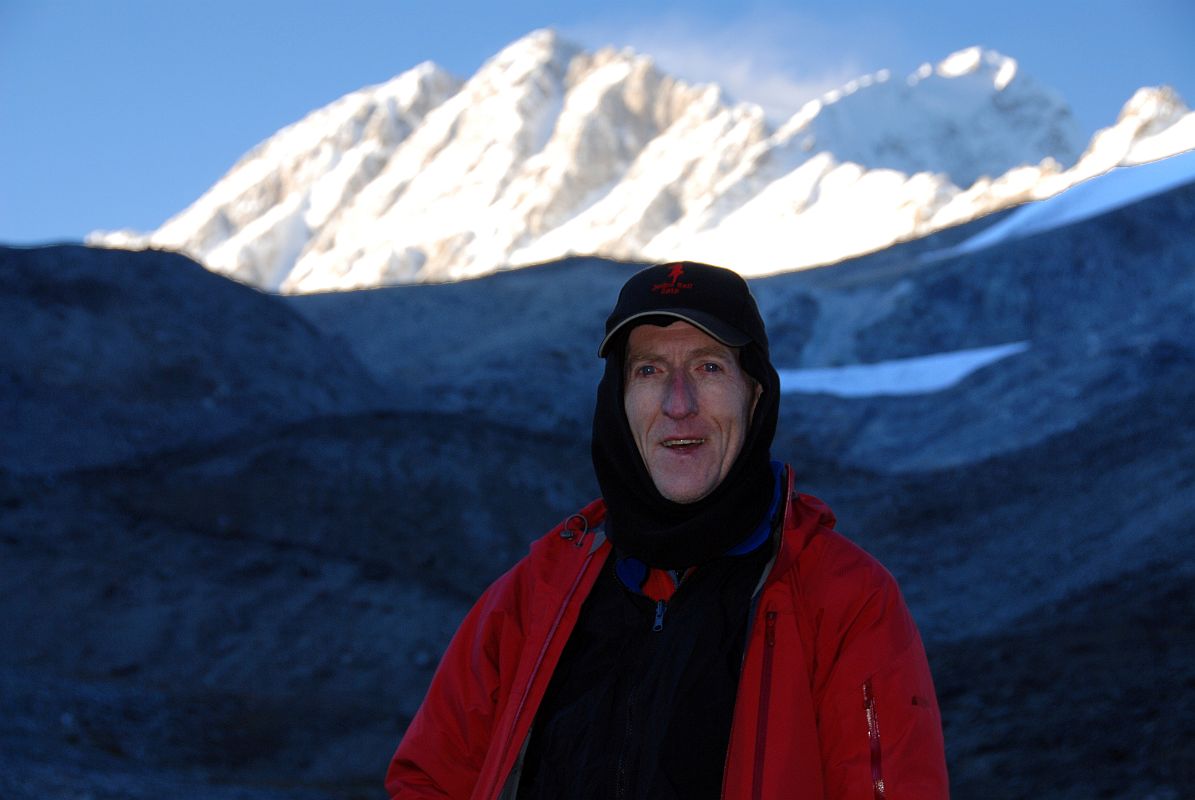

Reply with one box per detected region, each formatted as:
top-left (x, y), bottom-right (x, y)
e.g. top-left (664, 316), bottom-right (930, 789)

top-left (777, 341), bottom-right (1029, 397)
top-left (88, 32), bottom-right (1193, 293)
top-left (940, 146), bottom-right (1195, 257)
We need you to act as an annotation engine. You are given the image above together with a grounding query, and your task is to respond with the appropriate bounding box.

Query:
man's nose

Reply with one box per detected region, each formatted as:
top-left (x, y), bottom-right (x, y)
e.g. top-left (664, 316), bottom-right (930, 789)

top-left (662, 369), bottom-right (698, 419)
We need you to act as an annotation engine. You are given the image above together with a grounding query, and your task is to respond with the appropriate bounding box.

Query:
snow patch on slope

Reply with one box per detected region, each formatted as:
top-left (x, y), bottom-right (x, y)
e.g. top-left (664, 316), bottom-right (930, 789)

top-left (778, 342), bottom-right (1030, 397)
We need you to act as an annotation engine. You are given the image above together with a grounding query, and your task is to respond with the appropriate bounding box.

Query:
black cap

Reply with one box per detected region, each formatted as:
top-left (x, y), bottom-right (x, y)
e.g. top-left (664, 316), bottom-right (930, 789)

top-left (598, 261), bottom-right (769, 358)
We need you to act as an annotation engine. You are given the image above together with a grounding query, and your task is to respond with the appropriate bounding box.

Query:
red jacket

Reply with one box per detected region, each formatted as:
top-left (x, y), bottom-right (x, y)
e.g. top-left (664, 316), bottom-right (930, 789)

top-left (387, 468), bottom-right (949, 799)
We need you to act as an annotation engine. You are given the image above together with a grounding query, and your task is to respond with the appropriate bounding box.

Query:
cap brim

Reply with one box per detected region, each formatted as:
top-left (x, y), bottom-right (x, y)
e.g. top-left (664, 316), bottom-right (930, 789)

top-left (598, 310), bottom-right (752, 357)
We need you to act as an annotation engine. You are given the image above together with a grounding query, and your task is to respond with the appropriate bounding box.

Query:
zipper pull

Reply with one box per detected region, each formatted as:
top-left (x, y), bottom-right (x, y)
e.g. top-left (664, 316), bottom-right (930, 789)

top-left (653, 599), bottom-right (667, 631)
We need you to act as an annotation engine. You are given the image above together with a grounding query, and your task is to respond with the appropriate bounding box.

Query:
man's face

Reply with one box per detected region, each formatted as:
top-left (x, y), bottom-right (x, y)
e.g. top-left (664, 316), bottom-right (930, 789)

top-left (623, 321), bottom-right (760, 504)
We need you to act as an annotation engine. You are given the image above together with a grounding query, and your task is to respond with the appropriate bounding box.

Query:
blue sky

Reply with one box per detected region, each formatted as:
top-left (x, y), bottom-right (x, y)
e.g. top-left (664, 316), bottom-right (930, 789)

top-left (2, 0), bottom-right (1192, 244)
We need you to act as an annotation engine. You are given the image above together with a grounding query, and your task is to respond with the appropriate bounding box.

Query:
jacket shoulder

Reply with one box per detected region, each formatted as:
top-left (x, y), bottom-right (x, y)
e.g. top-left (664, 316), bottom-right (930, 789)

top-left (779, 491), bottom-right (898, 596)
top-left (486, 497), bottom-right (609, 602)
top-left (776, 490), bottom-right (921, 679)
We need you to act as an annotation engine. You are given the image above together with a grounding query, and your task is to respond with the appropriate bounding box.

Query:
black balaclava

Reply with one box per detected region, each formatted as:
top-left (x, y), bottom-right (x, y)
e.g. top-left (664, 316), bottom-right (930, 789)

top-left (591, 262), bottom-right (781, 569)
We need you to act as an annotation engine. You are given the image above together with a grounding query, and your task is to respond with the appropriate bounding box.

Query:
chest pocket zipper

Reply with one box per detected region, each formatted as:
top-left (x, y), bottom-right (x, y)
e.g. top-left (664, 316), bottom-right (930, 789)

top-left (863, 678), bottom-right (886, 799)
top-left (750, 610), bottom-right (778, 800)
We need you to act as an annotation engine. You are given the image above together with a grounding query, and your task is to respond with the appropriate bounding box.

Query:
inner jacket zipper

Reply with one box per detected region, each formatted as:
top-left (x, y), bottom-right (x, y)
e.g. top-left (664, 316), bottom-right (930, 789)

top-left (651, 569), bottom-right (682, 631)
top-left (616, 568), bottom-right (685, 797)
top-left (750, 610), bottom-right (778, 800)
top-left (863, 678), bottom-right (886, 800)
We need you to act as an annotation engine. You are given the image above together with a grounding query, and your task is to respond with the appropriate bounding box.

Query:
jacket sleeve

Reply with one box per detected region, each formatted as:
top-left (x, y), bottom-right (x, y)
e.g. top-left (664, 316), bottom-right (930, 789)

top-left (812, 552), bottom-right (950, 800)
top-left (385, 563), bottom-right (528, 799)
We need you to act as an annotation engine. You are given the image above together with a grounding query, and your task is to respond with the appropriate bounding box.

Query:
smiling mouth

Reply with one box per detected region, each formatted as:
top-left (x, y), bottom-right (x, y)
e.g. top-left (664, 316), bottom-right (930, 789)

top-left (662, 438), bottom-right (705, 449)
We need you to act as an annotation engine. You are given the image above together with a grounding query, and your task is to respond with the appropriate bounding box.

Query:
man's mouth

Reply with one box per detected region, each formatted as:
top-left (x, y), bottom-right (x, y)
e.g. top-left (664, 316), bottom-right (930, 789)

top-left (662, 438), bottom-right (705, 449)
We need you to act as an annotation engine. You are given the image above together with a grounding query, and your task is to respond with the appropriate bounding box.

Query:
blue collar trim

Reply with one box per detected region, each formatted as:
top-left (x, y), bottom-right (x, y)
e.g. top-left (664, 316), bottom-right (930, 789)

top-left (614, 556), bottom-right (649, 594)
top-left (724, 460), bottom-right (784, 556)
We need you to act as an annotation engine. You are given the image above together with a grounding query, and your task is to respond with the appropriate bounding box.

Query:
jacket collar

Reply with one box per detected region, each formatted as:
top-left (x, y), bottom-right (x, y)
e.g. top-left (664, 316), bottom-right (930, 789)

top-left (767, 466), bottom-right (837, 582)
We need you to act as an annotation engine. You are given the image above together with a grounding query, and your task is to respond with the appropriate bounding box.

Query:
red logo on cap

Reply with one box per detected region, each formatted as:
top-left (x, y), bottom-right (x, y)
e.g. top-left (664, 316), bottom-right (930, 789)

top-left (651, 263), bottom-right (694, 295)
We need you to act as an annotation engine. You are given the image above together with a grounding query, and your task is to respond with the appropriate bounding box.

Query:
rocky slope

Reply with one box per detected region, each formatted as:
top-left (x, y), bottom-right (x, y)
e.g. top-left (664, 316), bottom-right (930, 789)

top-left (5, 177), bottom-right (1195, 798)
top-left (0, 246), bottom-right (389, 474)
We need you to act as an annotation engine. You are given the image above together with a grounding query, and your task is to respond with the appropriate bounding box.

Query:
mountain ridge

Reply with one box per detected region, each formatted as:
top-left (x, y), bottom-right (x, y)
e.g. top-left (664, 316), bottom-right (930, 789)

top-left (90, 28), bottom-right (1194, 292)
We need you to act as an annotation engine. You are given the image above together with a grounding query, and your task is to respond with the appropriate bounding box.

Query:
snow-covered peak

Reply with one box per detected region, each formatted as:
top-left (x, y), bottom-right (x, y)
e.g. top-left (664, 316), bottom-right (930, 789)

top-left (99, 59), bottom-right (463, 289)
top-left (1119, 85), bottom-right (1187, 129)
top-left (920, 86), bottom-right (1195, 260)
top-left (452, 28), bottom-right (580, 129)
top-left (272, 32), bottom-right (739, 289)
top-left (482, 27), bottom-right (579, 76)
top-left (1030, 85), bottom-right (1193, 187)
top-left (933, 46), bottom-right (1017, 90)
top-left (89, 30), bottom-right (1193, 293)
top-left (773, 46), bottom-right (1077, 189)
top-left (1115, 86), bottom-right (1193, 164)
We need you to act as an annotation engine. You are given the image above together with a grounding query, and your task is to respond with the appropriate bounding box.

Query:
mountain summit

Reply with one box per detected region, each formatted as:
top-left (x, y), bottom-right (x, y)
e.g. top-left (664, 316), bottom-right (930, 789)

top-left (93, 29), bottom-right (1191, 291)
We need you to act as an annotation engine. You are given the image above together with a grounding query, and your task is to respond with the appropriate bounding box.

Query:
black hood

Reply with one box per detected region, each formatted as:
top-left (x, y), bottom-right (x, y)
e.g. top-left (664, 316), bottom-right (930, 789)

top-left (590, 322), bottom-right (780, 569)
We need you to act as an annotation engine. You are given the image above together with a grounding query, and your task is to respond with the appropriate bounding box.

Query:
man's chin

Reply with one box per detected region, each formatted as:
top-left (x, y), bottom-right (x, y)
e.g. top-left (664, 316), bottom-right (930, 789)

top-left (651, 474), bottom-right (718, 505)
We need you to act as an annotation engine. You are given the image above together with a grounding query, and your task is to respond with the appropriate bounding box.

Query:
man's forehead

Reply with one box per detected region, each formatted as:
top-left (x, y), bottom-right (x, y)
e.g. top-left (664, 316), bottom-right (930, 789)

top-left (624, 321), bottom-right (739, 359)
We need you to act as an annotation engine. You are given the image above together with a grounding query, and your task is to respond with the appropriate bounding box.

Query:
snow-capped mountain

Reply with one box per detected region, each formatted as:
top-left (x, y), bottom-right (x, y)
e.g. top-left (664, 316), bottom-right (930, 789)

top-left (100, 61), bottom-right (464, 290)
top-left (93, 29), bottom-right (1193, 292)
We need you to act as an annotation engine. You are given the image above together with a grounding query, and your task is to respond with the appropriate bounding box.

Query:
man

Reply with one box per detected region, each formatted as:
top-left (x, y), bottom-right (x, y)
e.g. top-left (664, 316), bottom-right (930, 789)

top-left (386, 262), bottom-right (949, 799)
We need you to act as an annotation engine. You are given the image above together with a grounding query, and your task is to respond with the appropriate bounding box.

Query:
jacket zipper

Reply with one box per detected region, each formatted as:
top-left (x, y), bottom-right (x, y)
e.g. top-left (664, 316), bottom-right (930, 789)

top-left (616, 591), bottom-right (672, 798)
top-left (494, 535), bottom-right (600, 799)
top-left (750, 610), bottom-right (777, 800)
top-left (618, 570), bottom-right (685, 794)
top-left (615, 686), bottom-right (635, 799)
top-left (863, 678), bottom-right (886, 800)
top-left (651, 570), bottom-right (682, 632)
top-left (723, 469), bottom-right (789, 799)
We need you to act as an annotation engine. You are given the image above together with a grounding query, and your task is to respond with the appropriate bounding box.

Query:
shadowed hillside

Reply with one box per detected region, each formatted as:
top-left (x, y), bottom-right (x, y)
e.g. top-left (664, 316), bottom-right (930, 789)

top-left (2, 180), bottom-right (1194, 799)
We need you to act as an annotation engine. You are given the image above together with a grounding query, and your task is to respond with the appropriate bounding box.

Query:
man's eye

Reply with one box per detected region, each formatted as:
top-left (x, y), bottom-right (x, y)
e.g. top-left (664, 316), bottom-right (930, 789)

top-left (635, 364), bottom-right (658, 376)
top-left (701, 362), bottom-right (723, 373)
